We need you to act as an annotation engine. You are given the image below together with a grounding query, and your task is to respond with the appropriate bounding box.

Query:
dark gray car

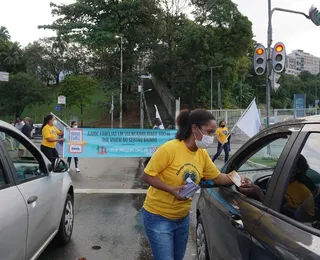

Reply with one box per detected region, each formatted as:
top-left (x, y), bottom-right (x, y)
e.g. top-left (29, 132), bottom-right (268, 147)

top-left (196, 117), bottom-right (320, 260)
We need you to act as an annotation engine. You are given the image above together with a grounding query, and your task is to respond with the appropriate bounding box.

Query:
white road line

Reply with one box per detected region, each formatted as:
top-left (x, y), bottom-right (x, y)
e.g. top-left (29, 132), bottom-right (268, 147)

top-left (74, 189), bottom-right (201, 194)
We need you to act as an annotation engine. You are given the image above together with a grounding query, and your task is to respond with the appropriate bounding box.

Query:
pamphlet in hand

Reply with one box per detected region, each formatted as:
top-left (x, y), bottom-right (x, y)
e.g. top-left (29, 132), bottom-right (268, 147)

top-left (227, 170), bottom-right (241, 187)
top-left (179, 177), bottom-right (200, 198)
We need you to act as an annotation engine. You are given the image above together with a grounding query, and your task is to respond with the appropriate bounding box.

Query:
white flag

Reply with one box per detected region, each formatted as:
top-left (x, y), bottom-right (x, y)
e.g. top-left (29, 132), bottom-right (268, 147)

top-left (154, 105), bottom-right (165, 129)
top-left (236, 99), bottom-right (261, 138)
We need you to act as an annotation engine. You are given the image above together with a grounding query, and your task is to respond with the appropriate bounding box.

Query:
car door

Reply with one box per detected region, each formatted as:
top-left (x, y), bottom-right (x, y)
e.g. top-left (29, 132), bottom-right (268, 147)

top-left (252, 123), bottom-right (320, 259)
top-left (0, 139), bottom-right (28, 260)
top-left (1, 129), bottom-right (63, 259)
top-left (203, 124), bottom-right (301, 260)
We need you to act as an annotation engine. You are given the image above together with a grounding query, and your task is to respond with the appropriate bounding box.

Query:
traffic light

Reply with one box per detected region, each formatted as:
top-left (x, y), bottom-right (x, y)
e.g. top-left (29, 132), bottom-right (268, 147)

top-left (253, 45), bottom-right (266, 76)
top-left (309, 5), bottom-right (320, 26)
top-left (272, 42), bottom-right (286, 73)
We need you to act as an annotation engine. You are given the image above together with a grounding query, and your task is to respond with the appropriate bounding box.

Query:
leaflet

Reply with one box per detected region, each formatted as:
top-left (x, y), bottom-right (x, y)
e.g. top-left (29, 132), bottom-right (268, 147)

top-left (179, 177), bottom-right (200, 198)
top-left (227, 170), bottom-right (241, 187)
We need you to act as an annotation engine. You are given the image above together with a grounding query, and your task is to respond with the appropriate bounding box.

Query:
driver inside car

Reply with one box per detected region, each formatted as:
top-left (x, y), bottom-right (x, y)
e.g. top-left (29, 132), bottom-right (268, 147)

top-left (239, 154), bottom-right (315, 222)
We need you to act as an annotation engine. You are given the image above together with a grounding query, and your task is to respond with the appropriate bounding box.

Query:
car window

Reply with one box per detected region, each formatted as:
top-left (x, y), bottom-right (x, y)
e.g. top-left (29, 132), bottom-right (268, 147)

top-left (279, 133), bottom-right (320, 228)
top-left (1, 131), bottom-right (46, 182)
top-left (238, 135), bottom-right (290, 173)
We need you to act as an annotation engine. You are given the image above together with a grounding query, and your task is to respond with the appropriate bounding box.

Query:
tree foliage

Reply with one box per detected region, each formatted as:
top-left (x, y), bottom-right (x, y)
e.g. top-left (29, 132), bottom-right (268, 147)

top-left (59, 75), bottom-right (99, 126)
top-left (0, 73), bottom-right (48, 117)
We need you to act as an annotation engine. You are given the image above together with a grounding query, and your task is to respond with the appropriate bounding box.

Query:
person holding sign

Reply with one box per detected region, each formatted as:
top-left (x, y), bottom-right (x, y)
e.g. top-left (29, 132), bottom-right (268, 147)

top-left (141, 109), bottom-right (233, 260)
top-left (212, 120), bottom-right (230, 163)
top-left (67, 121), bottom-right (80, 172)
top-left (40, 114), bottom-right (65, 164)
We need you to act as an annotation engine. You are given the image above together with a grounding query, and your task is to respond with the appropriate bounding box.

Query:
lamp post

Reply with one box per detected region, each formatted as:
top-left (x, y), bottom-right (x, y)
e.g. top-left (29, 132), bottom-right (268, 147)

top-left (210, 66), bottom-right (222, 112)
top-left (115, 35), bottom-right (123, 128)
top-left (266, 3), bottom-right (319, 126)
top-left (139, 85), bottom-right (152, 129)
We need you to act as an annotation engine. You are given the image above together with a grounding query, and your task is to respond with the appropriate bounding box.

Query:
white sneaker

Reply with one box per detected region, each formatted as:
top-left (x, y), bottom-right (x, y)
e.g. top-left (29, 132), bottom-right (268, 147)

top-left (76, 168), bottom-right (80, 172)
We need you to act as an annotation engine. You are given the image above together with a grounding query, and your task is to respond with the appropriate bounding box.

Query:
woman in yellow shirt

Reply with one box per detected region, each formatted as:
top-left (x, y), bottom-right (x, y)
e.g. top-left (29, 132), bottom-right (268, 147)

top-left (40, 114), bottom-right (65, 164)
top-left (141, 109), bottom-right (233, 260)
top-left (212, 120), bottom-right (230, 163)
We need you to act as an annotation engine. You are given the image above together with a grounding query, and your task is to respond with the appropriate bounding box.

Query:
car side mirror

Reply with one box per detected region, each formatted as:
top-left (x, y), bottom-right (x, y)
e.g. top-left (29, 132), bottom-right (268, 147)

top-left (52, 158), bottom-right (68, 172)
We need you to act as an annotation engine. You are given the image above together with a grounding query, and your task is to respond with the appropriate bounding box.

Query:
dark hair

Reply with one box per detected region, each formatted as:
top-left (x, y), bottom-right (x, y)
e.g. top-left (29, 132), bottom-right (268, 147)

top-left (154, 118), bottom-right (161, 126)
top-left (175, 109), bottom-right (215, 141)
top-left (71, 120), bottom-right (77, 126)
top-left (293, 154), bottom-right (309, 181)
top-left (41, 114), bottom-right (54, 130)
top-left (219, 120), bottom-right (225, 127)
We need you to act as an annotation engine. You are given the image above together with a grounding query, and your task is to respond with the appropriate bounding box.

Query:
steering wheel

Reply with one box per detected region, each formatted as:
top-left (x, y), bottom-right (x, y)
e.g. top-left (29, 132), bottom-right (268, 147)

top-left (254, 175), bottom-right (272, 190)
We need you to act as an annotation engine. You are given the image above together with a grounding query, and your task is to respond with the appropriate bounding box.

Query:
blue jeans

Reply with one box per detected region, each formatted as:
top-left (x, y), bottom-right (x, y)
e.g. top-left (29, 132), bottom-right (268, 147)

top-left (67, 157), bottom-right (78, 168)
top-left (142, 208), bottom-right (190, 260)
top-left (212, 142), bottom-right (230, 163)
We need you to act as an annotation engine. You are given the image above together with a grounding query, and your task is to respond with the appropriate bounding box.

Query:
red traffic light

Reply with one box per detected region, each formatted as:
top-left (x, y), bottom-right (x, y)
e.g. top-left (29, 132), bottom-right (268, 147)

top-left (275, 44), bottom-right (284, 52)
top-left (256, 48), bottom-right (264, 55)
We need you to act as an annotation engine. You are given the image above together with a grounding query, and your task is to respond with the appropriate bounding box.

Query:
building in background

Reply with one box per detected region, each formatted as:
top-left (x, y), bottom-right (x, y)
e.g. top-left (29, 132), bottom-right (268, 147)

top-left (285, 49), bottom-right (320, 76)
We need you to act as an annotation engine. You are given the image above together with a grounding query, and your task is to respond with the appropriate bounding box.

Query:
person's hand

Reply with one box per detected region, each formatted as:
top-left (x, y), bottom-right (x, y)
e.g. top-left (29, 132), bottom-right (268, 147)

top-left (169, 185), bottom-right (189, 200)
top-left (60, 138), bottom-right (66, 142)
top-left (240, 177), bottom-right (253, 187)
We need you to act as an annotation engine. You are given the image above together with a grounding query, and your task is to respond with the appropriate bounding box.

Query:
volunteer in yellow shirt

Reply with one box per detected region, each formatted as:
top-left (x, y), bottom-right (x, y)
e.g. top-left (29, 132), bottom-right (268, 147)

top-left (212, 120), bottom-right (230, 163)
top-left (40, 114), bottom-right (65, 164)
top-left (141, 109), bottom-right (233, 260)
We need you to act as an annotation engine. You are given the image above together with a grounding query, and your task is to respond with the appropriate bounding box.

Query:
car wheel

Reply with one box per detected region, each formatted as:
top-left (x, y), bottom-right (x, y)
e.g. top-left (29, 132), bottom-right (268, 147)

top-left (56, 193), bottom-right (74, 245)
top-left (197, 215), bottom-right (209, 260)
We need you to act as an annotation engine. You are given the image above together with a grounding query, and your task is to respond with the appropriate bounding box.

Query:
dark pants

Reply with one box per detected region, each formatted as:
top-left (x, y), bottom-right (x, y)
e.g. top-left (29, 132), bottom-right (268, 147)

top-left (67, 157), bottom-right (79, 168)
top-left (212, 142), bottom-right (230, 163)
top-left (142, 208), bottom-right (189, 260)
top-left (40, 145), bottom-right (59, 164)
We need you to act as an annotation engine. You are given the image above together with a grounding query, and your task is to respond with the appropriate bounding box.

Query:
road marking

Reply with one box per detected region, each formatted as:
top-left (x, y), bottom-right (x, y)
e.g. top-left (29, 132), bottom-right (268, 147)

top-left (74, 189), bottom-right (201, 194)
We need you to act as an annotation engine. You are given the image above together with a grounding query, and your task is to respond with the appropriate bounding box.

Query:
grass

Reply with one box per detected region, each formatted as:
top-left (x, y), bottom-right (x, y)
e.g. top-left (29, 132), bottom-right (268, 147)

top-left (249, 157), bottom-right (278, 167)
top-left (2, 87), bottom-right (140, 128)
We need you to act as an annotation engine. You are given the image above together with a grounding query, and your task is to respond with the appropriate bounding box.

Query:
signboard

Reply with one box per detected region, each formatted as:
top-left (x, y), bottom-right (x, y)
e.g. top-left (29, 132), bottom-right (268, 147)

top-left (0, 71), bottom-right (9, 82)
top-left (58, 95), bottom-right (66, 105)
top-left (55, 105), bottom-right (62, 111)
top-left (294, 94), bottom-right (306, 118)
top-left (63, 128), bottom-right (176, 158)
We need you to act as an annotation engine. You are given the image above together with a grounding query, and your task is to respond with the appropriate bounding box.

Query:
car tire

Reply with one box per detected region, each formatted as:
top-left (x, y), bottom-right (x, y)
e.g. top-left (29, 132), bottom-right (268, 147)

top-left (197, 215), bottom-right (209, 260)
top-left (56, 193), bottom-right (74, 245)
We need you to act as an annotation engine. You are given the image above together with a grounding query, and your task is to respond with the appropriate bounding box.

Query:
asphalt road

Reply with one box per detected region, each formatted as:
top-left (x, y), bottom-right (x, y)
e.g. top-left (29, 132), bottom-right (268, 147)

top-left (37, 157), bottom-right (220, 260)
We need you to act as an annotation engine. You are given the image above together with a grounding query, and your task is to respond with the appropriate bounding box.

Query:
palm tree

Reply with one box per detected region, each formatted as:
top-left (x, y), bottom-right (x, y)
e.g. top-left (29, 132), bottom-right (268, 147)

top-left (1, 41), bottom-right (23, 73)
top-left (0, 26), bottom-right (10, 41)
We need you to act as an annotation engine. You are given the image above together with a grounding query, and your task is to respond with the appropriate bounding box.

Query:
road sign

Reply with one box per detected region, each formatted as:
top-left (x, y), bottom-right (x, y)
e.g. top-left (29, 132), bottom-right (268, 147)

top-left (55, 105), bottom-right (62, 111)
top-left (58, 95), bottom-right (66, 105)
top-left (0, 71), bottom-right (9, 82)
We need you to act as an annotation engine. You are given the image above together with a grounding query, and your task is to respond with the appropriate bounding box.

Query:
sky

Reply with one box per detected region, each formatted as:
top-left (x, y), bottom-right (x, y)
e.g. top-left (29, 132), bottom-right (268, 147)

top-left (0, 0), bottom-right (320, 56)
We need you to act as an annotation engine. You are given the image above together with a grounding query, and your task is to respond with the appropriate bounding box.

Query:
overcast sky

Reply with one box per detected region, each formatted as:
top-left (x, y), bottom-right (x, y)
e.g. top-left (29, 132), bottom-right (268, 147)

top-left (1, 0), bottom-right (320, 56)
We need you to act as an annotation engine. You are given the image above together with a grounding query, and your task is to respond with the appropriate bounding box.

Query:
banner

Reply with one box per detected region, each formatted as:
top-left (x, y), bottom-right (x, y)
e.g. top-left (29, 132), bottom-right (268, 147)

top-left (63, 128), bottom-right (176, 158)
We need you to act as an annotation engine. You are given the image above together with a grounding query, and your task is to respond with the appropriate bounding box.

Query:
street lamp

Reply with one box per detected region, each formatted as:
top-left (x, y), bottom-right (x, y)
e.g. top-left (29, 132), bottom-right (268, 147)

top-left (138, 85), bottom-right (152, 129)
top-left (115, 35), bottom-right (123, 128)
top-left (210, 66), bottom-right (222, 111)
top-left (265, 3), bottom-right (319, 127)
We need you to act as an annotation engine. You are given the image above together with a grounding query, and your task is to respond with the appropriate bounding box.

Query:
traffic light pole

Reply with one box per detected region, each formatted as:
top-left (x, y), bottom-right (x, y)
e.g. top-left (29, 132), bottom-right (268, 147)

top-left (266, 3), bottom-right (311, 127)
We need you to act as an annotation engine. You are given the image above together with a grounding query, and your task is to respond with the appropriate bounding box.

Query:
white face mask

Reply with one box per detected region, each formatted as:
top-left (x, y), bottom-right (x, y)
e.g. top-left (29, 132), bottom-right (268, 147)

top-left (73, 125), bottom-right (78, 128)
top-left (195, 128), bottom-right (214, 149)
top-left (53, 120), bottom-right (58, 125)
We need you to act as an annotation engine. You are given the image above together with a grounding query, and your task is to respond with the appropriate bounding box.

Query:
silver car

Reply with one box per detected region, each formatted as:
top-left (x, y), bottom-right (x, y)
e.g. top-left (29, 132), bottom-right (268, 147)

top-left (0, 121), bottom-right (74, 260)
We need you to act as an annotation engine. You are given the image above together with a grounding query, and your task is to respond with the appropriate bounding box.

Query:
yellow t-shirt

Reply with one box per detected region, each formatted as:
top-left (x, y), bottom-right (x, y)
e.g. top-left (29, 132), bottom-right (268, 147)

top-left (143, 139), bottom-right (221, 220)
top-left (216, 127), bottom-right (229, 144)
top-left (41, 125), bottom-right (61, 148)
top-left (285, 180), bottom-right (315, 216)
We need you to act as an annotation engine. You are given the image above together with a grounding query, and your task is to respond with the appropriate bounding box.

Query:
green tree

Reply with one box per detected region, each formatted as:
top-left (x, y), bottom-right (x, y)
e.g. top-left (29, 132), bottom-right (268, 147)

top-left (0, 26), bottom-right (10, 41)
top-left (59, 75), bottom-right (99, 126)
top-left (0, 73), bottom-right (48, 117)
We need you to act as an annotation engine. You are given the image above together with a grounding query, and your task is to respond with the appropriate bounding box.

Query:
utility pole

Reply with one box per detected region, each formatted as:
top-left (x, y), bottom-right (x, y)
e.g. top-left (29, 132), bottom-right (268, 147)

top-left (210, 68), bottom-right (213, 112)
top-left (111, 94), bottom-right (114, 128)
top-left (217, 78), bottom-right (221, 109)
top-left (139, 84), bottom-right (144, 129)
top-left (119, 35), bottom-right (123, 128)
